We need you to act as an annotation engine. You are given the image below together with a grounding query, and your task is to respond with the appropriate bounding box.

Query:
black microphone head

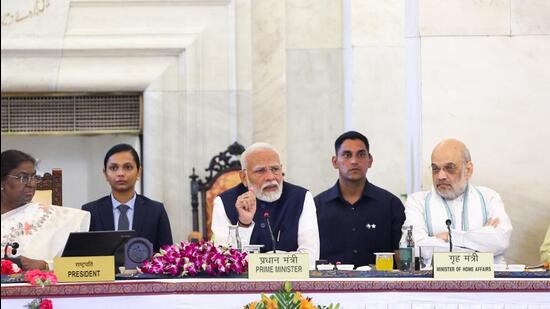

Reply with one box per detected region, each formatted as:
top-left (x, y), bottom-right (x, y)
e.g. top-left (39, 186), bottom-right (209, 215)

top-left (445, 219), bottom-right (452, 226)
top-left (263, 211), bottom-right (270, 219)
top-left (12, 242), bottom-right (19, 249)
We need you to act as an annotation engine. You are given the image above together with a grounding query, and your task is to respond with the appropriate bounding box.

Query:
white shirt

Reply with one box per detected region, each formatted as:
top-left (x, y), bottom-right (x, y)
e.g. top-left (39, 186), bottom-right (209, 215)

top-left (211, 191), bottom-right (320, 269)
top-left (111, 193), bottom-right (136, 230)
top-left (404, 184), bottom-right (512, 264)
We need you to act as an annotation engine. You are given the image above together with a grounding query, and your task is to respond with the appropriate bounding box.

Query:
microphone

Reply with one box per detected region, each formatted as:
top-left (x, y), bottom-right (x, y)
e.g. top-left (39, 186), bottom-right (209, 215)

top-left (263, 211), bottom-right (277, 253)
top-left (454, 244), bottom-right (478, 252)
top-left (445, 219), bottom-right (453, 252)
top-left (3, 242), bottom-right (19, 258)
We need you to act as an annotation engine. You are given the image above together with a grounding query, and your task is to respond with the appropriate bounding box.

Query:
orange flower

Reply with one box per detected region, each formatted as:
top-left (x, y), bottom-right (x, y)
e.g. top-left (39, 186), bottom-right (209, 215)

top-left (23, 223), bottom-right (33, 235)
top-left (261, 294), bottom-right (278, 309)
top-left (299, 297), bottom-right (315, 309)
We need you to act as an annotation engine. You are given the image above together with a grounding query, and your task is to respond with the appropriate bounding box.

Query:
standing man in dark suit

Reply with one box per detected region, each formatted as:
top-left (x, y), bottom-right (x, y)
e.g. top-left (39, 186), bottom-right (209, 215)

top-left (82, 144), bottom-right (173, 252)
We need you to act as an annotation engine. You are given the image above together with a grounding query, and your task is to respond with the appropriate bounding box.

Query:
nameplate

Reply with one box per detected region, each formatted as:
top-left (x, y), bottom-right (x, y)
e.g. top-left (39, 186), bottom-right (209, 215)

top-left (248, 253), bottom-right (309, 280)
top-left (54, 256), bottom-right (115, 282)
top-left (433, 252), bottom-right (494, 279)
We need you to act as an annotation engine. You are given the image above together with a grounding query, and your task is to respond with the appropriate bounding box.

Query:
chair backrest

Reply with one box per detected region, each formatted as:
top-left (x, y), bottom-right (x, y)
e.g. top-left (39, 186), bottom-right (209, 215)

top-left (32, 168), bottom-right (63, 206)
top-left (189, 142), bottom-right (245, 241)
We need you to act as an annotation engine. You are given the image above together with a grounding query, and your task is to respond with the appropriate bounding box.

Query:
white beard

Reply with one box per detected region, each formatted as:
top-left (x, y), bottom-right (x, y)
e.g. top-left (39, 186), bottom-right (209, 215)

top-left (248, 179), bottom-right (283, 202)
top-left (435, 164), bottom-right (469, 200)
top-left (437, 181), bottom-right (467, 200)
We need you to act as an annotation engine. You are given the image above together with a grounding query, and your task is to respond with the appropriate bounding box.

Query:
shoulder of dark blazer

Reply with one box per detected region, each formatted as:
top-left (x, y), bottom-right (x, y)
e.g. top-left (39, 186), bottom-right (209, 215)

top-left (81, 195), bottom-right (111, 211)
top-left (135, 194), bottom-right (166, 210)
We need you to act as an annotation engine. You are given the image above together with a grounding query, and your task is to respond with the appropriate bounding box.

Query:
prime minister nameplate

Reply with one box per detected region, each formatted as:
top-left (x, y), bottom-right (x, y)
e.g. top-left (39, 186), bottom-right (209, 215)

top-left (433, 252), bottom-right (494, 279)
top-left (248, 253), bottom-right (309, 280)
top-left (54, 256), bottom-right (115, 282)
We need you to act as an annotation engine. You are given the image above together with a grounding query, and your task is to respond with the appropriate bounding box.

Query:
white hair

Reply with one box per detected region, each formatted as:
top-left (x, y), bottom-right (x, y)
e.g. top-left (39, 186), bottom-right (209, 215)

top-left (240, 142), bottom-right (281, 170)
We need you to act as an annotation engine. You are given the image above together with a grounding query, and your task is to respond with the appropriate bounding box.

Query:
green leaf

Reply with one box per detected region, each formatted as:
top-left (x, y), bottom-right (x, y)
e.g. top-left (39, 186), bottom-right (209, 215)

top-left (283, 281), bottom-right (292, 292)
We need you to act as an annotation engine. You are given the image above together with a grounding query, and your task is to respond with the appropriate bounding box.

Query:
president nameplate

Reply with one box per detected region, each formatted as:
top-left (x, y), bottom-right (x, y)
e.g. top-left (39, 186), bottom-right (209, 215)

top-left (248, 253), bottom-right (309, 280)
top-left (54, 256), bottom-right (115, 282)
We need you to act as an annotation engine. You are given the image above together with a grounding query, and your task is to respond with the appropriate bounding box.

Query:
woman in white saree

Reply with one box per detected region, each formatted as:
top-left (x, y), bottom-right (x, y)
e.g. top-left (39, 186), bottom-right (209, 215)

top-left (1, 150), bottom-right (90, 270)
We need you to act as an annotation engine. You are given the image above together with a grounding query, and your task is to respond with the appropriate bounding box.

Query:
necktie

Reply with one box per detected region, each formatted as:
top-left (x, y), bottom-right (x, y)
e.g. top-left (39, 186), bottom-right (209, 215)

top-left (118, 204), bottom-right (130, 230)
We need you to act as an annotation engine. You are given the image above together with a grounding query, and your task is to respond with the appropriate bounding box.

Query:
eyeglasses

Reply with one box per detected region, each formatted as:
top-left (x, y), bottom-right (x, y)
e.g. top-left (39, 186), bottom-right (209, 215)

top-left (247, 164), bottom-right (283, 176)
top-left (431, 163), bottom-right (462, 175)
top-left (6, 174), bottom-right (42, 184)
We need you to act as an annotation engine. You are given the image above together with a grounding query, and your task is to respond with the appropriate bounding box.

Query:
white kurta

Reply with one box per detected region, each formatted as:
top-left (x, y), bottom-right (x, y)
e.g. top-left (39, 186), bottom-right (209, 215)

top-left (404, 185), bottom-right (512, 264)
top-left (1, 202), bottom-right (91, 269)
top-left (211, 191), bottom-right (320, 269)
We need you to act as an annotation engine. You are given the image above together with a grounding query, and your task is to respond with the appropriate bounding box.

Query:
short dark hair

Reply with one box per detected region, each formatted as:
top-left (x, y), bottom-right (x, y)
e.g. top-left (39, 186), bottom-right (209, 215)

top-left (334, 131), bottom-right (370, 154)
top-left (103, 144), bottom-right (141, 170)
top-left (1, 150), bottom-right (36, 180)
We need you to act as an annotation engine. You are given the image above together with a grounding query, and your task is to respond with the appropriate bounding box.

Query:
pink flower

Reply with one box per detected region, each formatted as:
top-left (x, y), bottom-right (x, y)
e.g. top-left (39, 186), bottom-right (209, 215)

top-left (23, 223), bottom-right (33, 235)
top-left (24, 297), bottom-right (53, 309)
top-left (1, 259), bottom-right (22, 275)
top-left (24, 270), bottom-right (57, 286)
top-left (140, 241), bottom-right (248, 277)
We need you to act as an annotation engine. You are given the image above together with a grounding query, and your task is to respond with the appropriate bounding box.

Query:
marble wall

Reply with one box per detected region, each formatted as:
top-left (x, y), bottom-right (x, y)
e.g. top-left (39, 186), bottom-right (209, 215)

top-left (285, 0), bottom-right (344, 193)
top-left (281, 0), bottom-right (408, 197)
top-left (351, 0), bottom-right (407, 198)
top-left (2, 0), bottom-right (549, 264)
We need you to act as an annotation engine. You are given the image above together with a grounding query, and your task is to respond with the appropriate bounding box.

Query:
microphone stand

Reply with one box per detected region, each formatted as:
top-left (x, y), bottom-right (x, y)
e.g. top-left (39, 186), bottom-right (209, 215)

top-left (263, 212), bottom-right (277, 253)
top-left (446, 219), bottom-right (453, 252)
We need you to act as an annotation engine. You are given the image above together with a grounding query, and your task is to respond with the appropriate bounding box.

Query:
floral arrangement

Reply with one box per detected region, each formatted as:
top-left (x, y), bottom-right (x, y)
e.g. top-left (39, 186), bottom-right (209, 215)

top-left (140, 240), bottom-right (248, 276)
top-left (244, 282), bottom-right (340, 309)
top-left (24, 298), bottom-right (52, 309)
top-left (24, 269), bottom-right (58, 286)
top-left (1, 260), bottom-right (57, 308)
top-left (1, 259), bottom-right (22, 275)
top-left (23, 270), bottom-right (57, 309)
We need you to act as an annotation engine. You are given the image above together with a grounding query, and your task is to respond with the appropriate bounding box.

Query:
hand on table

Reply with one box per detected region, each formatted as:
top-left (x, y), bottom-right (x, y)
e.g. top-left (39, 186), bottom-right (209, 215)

top-left (20, 256), bottom-right (48, 270)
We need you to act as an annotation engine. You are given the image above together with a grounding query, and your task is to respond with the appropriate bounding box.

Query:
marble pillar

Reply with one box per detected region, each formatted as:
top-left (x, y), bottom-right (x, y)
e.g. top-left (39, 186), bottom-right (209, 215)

top-left (251, 0), bottom-right (287, 161)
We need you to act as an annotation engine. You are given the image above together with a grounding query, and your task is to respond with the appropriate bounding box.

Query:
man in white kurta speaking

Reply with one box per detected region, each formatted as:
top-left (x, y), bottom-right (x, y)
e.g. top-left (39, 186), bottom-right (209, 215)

top-left (404, 139), bottom-right (512, 264)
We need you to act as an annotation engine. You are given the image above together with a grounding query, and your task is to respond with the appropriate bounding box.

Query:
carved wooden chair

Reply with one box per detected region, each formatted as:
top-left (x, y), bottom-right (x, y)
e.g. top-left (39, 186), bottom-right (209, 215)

top-left (32, 168), bottom-right (63, 206)
top-left (189, 142), bottom-right (245, 241)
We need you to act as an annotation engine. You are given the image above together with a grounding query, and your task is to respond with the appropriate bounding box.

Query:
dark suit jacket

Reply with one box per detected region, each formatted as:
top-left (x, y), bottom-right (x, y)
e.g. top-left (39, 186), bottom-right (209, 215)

top-left (82, 194), bottom-right (173, 252)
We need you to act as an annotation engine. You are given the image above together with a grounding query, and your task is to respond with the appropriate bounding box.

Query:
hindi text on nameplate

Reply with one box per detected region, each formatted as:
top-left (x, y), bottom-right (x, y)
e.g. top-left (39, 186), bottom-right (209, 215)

top-left (433, 252), bottom-right (494, 279)
top-left (248, 253), bottom-right (309, 280)
top-left (54, 256), bottom-right (115, 282)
